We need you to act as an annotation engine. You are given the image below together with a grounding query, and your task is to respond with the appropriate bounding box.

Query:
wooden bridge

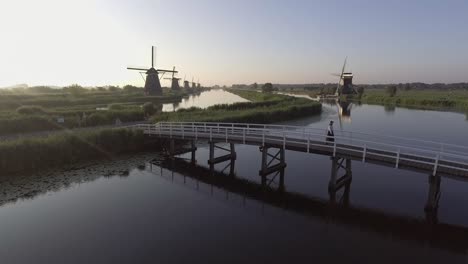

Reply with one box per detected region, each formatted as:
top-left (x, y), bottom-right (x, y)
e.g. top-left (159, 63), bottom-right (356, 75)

top-left (132, 122), bottom-right (468, 179)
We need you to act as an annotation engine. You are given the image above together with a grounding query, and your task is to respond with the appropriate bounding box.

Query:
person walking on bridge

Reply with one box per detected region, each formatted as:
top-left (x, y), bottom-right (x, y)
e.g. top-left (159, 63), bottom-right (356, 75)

top-left (326, 120), bottom-right (335, 143)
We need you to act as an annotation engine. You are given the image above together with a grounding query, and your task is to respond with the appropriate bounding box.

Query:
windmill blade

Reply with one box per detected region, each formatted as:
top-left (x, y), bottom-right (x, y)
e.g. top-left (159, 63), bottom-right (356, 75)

top-left (172, 66), bottom-right (176, 78)
top-left (139, 72), bottom-right (146, 82)
top-left (341, 57), bottom-right (347, 77)
top-left (334, 57), bottom-right (348, 96)
top-left (151, 46), bottom-right (155, 68)
top-left (336, 101), bottom-right (343, 131)
top-left (127, 67), bottom-right (149, 71)
top-left (159, 72), bottom-right (166, 80)
top-left (157, 69), bottom-right (178, 73)
top-left (335, 80), bottom-right (341, 96)
top-left (163, 77), bottom-right (172, 80)
top-left (331, 73), bottom-right (341, 77)
top-left (184, 75), bottom-right (186, 82)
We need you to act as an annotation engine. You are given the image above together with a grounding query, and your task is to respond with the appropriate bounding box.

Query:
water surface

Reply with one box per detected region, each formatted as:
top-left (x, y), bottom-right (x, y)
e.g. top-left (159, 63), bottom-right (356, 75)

top-left (162, 89), bottom-right (249, 112)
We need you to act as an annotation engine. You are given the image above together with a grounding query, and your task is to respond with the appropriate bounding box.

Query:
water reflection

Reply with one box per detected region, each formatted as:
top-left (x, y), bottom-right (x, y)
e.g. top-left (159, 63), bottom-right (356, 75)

top-left (337, 100), bottom-right (353, 122)
top-left (154, 156), bottom-right (468, 255)
top-left (1, 152), bottom-right (468, 263)
top-left (162, 89), bottom-right (249, 112)
top-left (384, 104), bottom-right (396, 114)
top-left (0, 154), bottom-right (150, 207)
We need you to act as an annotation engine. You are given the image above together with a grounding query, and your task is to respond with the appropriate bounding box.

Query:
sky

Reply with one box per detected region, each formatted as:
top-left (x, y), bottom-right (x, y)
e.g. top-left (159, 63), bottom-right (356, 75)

top-left (0, 0), bottom-right (467, 87)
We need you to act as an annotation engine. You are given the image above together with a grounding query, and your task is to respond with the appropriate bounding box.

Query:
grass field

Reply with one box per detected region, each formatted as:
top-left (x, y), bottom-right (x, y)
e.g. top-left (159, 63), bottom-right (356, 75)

top-left (0, 89), bottom-right (322, 174)
top-left (357, 89), bottom-right (468, 111)
top-left (0, 87), bottom-right (205, 136)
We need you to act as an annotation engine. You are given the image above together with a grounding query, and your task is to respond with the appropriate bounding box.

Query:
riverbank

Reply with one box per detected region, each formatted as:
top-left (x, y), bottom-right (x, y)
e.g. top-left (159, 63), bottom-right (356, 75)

top-left (0, 128), bottom-right (158, 175)
top-left (0, 87), bottom-right (206, 136)
top-left (1, 89), bottom-right (321, 175)
top-left (357, 89), bottom-right (468, 111)
top-left (152, 90), bottom-right (322, 123)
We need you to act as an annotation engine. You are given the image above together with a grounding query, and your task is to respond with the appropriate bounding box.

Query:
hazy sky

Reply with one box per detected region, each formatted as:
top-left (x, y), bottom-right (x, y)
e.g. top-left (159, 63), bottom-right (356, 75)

top-left (1, 0), bottom-right (467, 87)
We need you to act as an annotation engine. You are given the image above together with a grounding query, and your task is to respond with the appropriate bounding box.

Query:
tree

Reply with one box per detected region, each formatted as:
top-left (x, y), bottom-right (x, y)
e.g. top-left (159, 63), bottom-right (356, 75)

top-left (262, 83), bottom-right (274, 93)
top-left (404, 83), bottom-right (411, 91)
top-left (356, 87), bottom-right (365, 99)
top-left (142, 102), bottom-right (157, 116)
top-left (386, 85), bottom-right (397, 97)
top-left (107, 86), bottom-right (121, 92)
top-left (123, 85), bottom-right (141, 93)
top-left (64, 84), bottom-right (86, 96)
top-left (252, 83), bottom-right (258, 90)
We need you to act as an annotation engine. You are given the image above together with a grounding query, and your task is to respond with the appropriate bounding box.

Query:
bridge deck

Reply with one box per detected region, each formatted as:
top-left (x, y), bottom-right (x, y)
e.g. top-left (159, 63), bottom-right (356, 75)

top-left (132, 122), bottom-right (468, 178)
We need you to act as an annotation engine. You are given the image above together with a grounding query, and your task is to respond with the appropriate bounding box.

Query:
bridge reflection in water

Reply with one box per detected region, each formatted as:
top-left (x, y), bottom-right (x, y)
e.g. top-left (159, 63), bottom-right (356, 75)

top-left (150, 151), bottom-right (467, 255)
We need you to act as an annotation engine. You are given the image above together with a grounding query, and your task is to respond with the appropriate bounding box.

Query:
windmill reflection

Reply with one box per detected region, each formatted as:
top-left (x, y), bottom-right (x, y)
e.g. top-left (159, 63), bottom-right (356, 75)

top-left (337, 100), bottom-right (353, 123)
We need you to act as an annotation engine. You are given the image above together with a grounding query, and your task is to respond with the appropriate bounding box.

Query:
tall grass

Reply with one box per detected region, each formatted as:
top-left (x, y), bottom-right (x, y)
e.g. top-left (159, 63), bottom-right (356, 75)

top-left (152, 96), bottom-right (321, 124)
top-left (0, 109), bottom-right (147, 135)
top-left (0, 128), bottom-right (151, 174)
top-left (358, 89), bottom-right (468, 110)
top-left (228, 89), bottom-right (286, 102)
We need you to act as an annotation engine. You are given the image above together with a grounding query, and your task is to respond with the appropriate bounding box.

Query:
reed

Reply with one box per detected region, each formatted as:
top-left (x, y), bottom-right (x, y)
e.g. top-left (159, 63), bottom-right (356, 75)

top-left (0, 128), bottom-right (153, 174)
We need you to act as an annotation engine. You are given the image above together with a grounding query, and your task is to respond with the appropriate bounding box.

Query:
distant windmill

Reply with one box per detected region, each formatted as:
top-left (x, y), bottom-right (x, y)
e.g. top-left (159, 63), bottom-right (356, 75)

top-left (127, 46), bottom-right (177, 96)
top-left (183, 75), bottom-right (190, 89)
top-left (163, 66), bottom-right (181, 90)
top-left (332, 57), bottom-right (357, 96)
top-left (197, 78), bottom-right (201, 89)
top-left (191, 77), bottom-right (196, 89)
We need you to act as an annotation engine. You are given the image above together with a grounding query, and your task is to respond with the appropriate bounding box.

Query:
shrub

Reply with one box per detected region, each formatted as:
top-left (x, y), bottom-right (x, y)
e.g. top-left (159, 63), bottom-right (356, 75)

top-left (262, 83), bottom-right (274, 93)
top-left (142, 102), bottom-right (157, 116)
top-left (16, 105), bottom-right (46, 115)
top-left (108, 103), bottom-right (125, 111)
top-left (0, 128), bottom-right (151, 174)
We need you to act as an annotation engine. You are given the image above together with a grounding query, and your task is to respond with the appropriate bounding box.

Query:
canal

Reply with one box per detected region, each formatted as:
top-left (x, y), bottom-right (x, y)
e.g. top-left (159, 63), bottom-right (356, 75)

top-left (1, 90), bottom-right (467, 263)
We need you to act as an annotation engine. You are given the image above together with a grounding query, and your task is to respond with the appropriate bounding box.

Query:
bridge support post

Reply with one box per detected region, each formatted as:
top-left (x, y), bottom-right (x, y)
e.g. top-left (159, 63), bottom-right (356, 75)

top-left (259, 146), bottom-right (287, 191)
top-left (424, 174), bottom-right (441, 224)
top-left (208, 142), bottom-right (237, 171)
top-left (169, 139), bottom-right (175, 158)
top-left (191, 140), bottom-right (196, 164)
top-left (329, 157), bottom-right (352, 195)
top-left (168, 139), bottom-right (197, 160)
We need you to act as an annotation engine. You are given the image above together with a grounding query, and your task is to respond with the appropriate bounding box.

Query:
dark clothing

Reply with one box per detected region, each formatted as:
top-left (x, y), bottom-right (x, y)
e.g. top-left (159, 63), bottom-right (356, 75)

top-left (326, 124), bottom-right (335, 142)
top-left (326, 131), bottom-right (335, 142)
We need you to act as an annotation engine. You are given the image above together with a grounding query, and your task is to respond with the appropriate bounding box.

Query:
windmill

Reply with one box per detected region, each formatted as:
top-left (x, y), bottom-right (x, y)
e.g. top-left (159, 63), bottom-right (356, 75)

top-left (191, 77), bottom-right (196, 89)
top-left (197, 78), bottom-right (201, 89)
top-left (127, 46), bottom-right (177, 96)
top-left (333, 57), bottom-right (357, 96)
top-left (163, 66), bottom-right (181, 90)
top-left (183, 75), bottom-right (190, 89)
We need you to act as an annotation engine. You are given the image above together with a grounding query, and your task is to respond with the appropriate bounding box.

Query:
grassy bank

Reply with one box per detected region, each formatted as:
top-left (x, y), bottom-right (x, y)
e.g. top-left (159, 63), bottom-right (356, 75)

top-left (0, 128), bottom-right (154, 175)
top-left (0, 88), bottom-right (207, 136)
top-left (152, 90), bottom-right (322, 124)
top-left (357, 89), bottom-right (468, 111)
top-left (1, 89), bottom-right (321, 175)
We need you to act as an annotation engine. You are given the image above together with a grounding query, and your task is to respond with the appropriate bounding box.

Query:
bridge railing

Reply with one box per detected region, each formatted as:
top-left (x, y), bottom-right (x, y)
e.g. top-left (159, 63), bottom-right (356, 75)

top-left (131, 122), bottom-right (468, 175)
top-left (154, 122), bottom-right (468, 154)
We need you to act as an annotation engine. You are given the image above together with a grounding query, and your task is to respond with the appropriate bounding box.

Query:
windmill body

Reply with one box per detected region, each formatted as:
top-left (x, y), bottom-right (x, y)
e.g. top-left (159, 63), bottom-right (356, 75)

top-left (164, 67), bottom-right (181, 91)
top-left (171, 78), bottom-right (181, 90)
top-left (341, 73), bottom-right (355, 95)
top-left (144, 68), bottom-right (163, 95)
top-left (191, 77), bottom-right (196, 89)
top-left (183, 80), bottom-right (190, 89)
top-left (334, 58), bottom-right (357, 96)
top-left (127, 46), bottom-right (177, 96)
